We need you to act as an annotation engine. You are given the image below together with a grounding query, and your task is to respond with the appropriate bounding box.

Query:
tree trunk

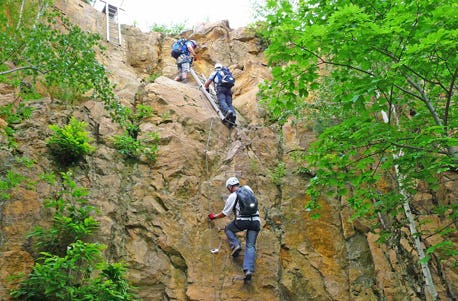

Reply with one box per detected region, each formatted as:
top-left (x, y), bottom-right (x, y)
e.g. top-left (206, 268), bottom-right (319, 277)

top-left (382, 110), bottom-right (439, 300)
top-left (16, 0), bottom-right (26, 30)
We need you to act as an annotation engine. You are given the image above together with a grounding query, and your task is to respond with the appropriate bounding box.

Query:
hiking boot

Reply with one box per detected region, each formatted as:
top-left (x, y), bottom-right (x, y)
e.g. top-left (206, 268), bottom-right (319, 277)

top-left (244, 270), bottom-right (252, 283)
top-left (225, 111), bottom-right (236, 124)
top-left (174, 76), bottom-right (182, 82)
top-left (224, 111), bottom-right (233, 120)
top-left (231, 245), bottom-right (241, 257)
top-left (228, 111), bottom-right (236, 124)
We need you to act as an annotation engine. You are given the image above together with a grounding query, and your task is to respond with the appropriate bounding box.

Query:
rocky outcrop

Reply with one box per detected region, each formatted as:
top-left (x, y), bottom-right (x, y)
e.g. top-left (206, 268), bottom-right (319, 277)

top-left (0, 1), bottom-right (456, 300)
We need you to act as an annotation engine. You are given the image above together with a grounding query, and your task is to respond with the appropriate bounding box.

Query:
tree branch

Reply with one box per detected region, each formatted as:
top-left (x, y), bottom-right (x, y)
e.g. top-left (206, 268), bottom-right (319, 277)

top-left (423, 220), bottom-right (458, 240)
top-left (389, 142), bottom-right (449, 155)
top-left (0, 66), bottom-right (43, 75)
top-left (444, 66), bottom-right (457, 128)
top-left (403, 74), bottom-right (445, 128)
top-left (293, 42), bottom-right (375, 77)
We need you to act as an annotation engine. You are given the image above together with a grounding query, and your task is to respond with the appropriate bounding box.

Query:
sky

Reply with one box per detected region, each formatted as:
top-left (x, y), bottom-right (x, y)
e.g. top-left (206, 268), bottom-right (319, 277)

top-left (113, 0), bottom-right (259, 32)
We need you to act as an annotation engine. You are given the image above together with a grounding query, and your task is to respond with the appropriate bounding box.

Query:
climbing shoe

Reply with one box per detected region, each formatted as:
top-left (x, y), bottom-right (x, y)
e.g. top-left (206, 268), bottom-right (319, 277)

top-left (224, 111), bottom-right (233, 121)
top-left (228, 111), bottom-right (236, 124)
top-left (231, 245), bottom-right (241, 257)
top-left (244, 270), bottom-right (252, 283)
top-left (224, 111), bottom-right (236, 127)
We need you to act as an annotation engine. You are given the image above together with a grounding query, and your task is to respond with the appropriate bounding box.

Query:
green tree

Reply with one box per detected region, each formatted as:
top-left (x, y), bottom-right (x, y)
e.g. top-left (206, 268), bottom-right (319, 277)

top-left (0, 0), bottom-right (115, 104)
top-left (1, 1), bottom-right (158, 161)
top-left (258, 0), bottom-right (457, 299)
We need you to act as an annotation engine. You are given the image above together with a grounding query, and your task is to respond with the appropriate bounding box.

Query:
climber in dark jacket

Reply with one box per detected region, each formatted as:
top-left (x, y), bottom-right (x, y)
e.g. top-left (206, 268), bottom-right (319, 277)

top-left (204, 63), bottom-right (236, 125)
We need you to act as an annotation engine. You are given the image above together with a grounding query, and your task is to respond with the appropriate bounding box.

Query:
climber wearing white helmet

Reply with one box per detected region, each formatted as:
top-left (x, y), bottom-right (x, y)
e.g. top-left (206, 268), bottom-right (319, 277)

top-left (173, 39), bottom-right (198, 83)
top-left (208, 177), bottom-right (261, 283)
top-left (204, 63), bottom-right (237, 127)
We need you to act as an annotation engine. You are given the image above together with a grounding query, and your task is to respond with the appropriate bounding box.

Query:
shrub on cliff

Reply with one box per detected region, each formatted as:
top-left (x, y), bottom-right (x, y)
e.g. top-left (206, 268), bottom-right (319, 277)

top-left (46, 117), bottom-right (95, 165)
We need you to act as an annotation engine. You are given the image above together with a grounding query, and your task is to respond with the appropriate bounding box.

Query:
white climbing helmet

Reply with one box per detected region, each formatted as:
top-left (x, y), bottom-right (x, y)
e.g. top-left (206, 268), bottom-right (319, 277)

top-left (214, 63), bottom-right (222, 70)
top-left (225, 177), bottom-right (239, 188)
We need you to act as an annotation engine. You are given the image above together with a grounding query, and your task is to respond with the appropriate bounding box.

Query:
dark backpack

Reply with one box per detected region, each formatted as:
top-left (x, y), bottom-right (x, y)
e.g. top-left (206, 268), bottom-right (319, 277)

top-left (235, 186), bottom-right (258, 217)
top-left (171, 39), bottom-right (187, 59)
top-left (217, 67), bottom-right (235, 87)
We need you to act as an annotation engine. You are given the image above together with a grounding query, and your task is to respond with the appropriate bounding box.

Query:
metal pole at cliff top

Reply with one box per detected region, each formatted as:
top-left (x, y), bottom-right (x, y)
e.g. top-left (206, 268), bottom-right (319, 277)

top-left (105, 1), bottom-right (110, 42)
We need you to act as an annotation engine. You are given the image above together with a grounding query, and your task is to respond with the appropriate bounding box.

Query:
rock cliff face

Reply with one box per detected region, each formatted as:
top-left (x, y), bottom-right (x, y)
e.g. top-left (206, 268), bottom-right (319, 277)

top-left (0, 1), bottom-right (456, 300)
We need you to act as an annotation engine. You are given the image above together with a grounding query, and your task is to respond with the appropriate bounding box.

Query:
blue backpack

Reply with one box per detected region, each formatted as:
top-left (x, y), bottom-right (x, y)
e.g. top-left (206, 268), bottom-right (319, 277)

top-left (217, 67), bottom-right (235, 87)
top-left (171, 39), bottom-right (187, 58)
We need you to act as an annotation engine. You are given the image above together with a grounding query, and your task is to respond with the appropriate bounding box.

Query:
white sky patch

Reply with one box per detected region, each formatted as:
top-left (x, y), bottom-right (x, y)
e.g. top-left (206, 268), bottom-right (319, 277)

top-left (113, 0), bottom-right (257, 32)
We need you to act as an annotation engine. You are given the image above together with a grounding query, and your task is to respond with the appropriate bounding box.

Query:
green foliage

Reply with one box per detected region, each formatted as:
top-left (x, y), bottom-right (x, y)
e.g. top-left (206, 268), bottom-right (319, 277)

top-left (46, 116), bottom-right (95, 165)
top-left (39, 171), bottom-right (57, 185)
top-left (11, 172), bottom-right (137, 300)
top-left (19, 82), bottom-right (42, 100)
top-left (133, 104), bottom-right (153, 121)
top-left (27, 171), bottom-right (99, 256)
top-left (11, 241), bottom-right (137, 301)
top-left (0, 0), bottom-right (118, 119)
top-left (258, 0), bottom-right (457, 262)
top-left (0, 156), bottom-right (34, 201)
top-left (423, 240), bottom-right (458, 267)
top-left (0, 103), bottom-right (33, 149)
top-left (0, 170), bottom-right (25, 201)
top-left (0, 103), bottom-right (32, 125)
top-left (113, 131), bottom-right (159, 162)
top-left (112, 104), bottom-right (159, 162)
top-left (150, 22), bottom-right (187, 36)
top-left (47, 82), bottom-right (85, 103)
top-left (146, 73), bottom-right (160, 83)
top-left (249, 21), bottom-right (271, 50)
top-left (270, 161), bottom-right (286, 186)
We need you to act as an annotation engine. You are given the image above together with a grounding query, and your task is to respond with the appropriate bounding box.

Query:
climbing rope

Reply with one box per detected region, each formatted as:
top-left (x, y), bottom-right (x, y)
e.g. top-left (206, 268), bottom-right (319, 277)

top-left (204, 117), bottom-right (219, 301)
top-left (199, 68), bottom-right (242, 299)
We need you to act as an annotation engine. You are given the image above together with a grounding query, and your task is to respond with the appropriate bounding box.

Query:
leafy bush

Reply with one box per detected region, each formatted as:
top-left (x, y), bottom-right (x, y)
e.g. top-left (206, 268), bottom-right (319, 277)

top-left (270, 162), bottom-right (286, 186)
top-left (27, 171), bottom-right (99, 256)
top-left (11, 171), bottom-right (137, 300)
top-left (11, 241), bottom-right (137, 301)
top-left (0, 170), bottom-right (25, 201)
top-left (112, 104), bottom-right (159, 162)
top-left (46, 117), bottom-right (95, 164)
top-left (0, 103), bottom-right (33, 149)
top-left (113, 131), bottom-right (159, 162)
top-left (113, 134), bottom-right (141, 158)
top-left (133, 104), bottom-right (153, 120)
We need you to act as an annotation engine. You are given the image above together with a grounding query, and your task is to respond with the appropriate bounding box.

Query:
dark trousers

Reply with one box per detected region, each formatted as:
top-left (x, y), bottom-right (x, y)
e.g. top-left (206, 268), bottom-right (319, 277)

top-left (216, 86), bottom-right (235, 116)
top-left (225, 219), bottom-right (260, 272)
